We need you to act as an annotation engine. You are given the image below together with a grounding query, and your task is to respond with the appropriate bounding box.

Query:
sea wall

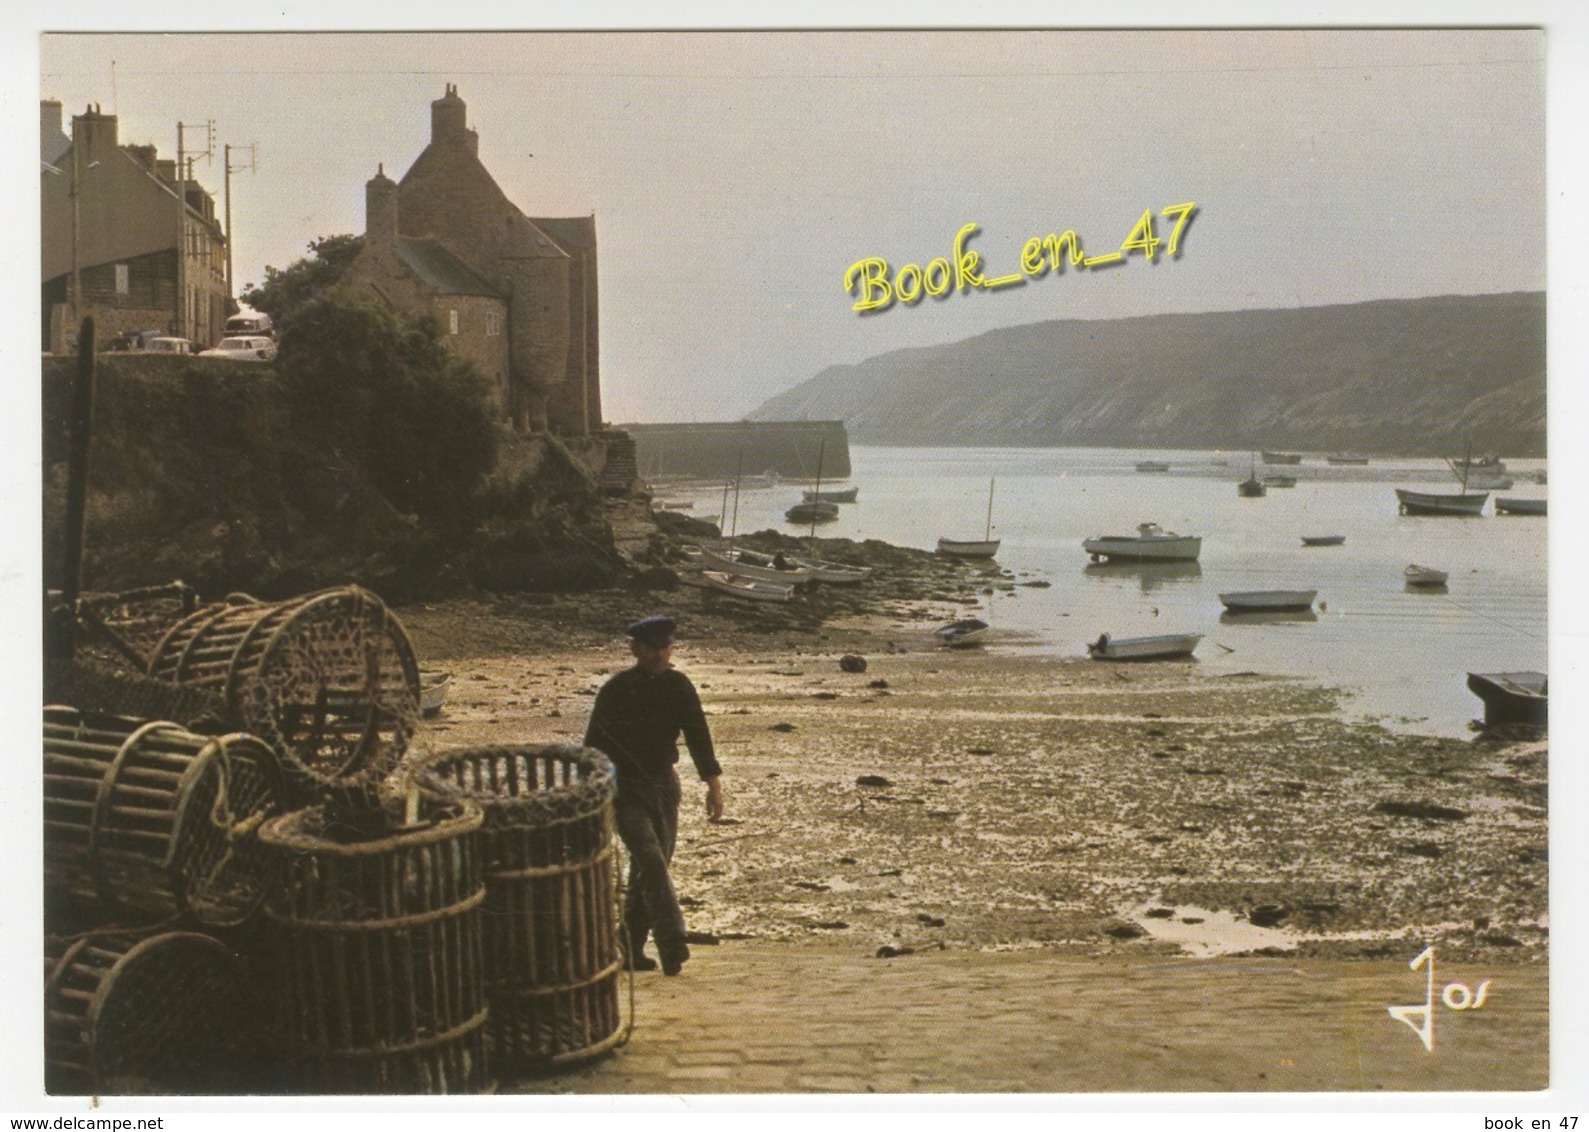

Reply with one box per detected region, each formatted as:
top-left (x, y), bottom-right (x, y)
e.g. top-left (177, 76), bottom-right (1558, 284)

top-left (621, 419), bottom-right (852, 480)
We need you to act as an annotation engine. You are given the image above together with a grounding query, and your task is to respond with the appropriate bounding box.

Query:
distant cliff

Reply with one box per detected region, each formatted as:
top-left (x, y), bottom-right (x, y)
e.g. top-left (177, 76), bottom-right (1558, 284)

top-left (750, 292), bottom-right (1546, 456)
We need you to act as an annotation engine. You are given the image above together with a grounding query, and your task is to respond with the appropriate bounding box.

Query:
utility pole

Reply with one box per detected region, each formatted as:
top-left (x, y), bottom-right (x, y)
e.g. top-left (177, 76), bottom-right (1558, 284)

top-left (223, 142), bottom-right (256, 304)
top-left (174, 119), bottom-right (213, 342)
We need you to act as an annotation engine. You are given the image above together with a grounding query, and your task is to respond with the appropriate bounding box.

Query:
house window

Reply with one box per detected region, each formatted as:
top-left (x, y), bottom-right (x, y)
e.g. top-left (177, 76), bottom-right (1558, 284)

top-left (114, 264), bottom-right (129, 295)
top-left (449, 309), bottom-right (459, 335)
top-left (485, 311), bottom-right (500, 336)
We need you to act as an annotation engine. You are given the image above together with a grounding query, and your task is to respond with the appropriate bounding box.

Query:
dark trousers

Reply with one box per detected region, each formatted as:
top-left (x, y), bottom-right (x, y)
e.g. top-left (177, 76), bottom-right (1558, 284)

top-left (613, 769), bottom-right (686, 958)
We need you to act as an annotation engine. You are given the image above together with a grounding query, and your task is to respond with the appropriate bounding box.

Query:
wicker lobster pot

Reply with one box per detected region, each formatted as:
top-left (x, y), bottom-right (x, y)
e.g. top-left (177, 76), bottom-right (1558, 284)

top-left (146, 586), bottom-right (420, 802)
top-left (415, 744), bottom-right (622, 1071)
top-left (257, 798), bottom-right (489, 1094)
top-left (45, 931), bottom-right (250, 1095)
top-left (43, 707), bottom-right (284, 928)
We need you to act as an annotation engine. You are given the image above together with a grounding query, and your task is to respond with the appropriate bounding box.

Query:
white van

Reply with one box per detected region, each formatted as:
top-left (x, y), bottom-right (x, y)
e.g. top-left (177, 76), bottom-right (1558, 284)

top-left (224, 311), bottom-right (274, 338)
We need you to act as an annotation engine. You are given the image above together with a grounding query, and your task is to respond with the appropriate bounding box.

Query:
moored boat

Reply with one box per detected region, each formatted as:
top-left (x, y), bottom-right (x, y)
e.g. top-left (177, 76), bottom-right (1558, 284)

top-left (1395, 488), bottom-right (1488, 516)
top-left (1326, 454), bottom-right (1370, 465)
top-left (1301, 535), bottom-right (1346, 546)
top-left (785, 500), bottom-right (840, 524)
top-left (1466, 670), bottom-right (1547, 728)
top-left (698, 545), bottom-right (817, 583)
top-left (1237, 474), bottom-right (1266, 498)
top-left (1087, 632), bottom-right (1202, 661)
top-left (787, 554), bottom-right (872, 584)
top-left (701, 570), bottom-right (796, 602)
top-left (1218, 589), bottom-right (1317, 613)
top-left (1495, 497), bottom-right (1546, 516)
top-left (1083, 522), bottom-right (1201, 563)
top-left (1404, 563), bottom-right (1449, 587)
top-left (1262, 474), bottom-right (1297, 488)
top-left (933, 618), bottom-right (989, 647)
top-left (1261, 451), bottom-right (1303, 465)
top-left (802, 486), bottom-right (859, 504)
top-left (937, 537), bottom-right (1001, 559)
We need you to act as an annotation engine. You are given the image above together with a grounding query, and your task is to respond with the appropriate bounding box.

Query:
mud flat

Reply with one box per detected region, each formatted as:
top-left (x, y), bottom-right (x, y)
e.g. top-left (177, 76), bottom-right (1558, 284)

top-left (398, 537), bottom-right (1547, 969)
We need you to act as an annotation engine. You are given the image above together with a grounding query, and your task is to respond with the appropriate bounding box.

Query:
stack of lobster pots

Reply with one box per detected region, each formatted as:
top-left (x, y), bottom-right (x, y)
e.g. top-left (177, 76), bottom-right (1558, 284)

top-left (43, 584), bottom-right (627, 1095)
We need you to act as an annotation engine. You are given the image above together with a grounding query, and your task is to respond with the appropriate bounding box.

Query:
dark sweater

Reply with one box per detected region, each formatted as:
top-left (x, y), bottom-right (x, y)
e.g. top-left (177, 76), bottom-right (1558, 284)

top-left (583, 665), bottom-right (721, 784)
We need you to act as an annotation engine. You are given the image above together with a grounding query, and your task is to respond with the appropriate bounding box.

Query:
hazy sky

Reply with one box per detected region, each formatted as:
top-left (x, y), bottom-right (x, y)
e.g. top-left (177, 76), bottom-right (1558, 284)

top-left (37, 28), bottom-right (1545, 423)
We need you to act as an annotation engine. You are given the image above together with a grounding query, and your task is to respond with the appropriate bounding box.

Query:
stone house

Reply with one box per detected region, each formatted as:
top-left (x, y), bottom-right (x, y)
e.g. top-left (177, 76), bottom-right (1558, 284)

top-left (40, 101), bottom-right (229, 352)
top-left (340, 86), bottom-right (601, 435)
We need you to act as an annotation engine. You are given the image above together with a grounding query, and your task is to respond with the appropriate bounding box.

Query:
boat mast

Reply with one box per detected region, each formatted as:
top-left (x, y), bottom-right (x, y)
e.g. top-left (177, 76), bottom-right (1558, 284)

top-left (983, 477), bottom-right (996, 543)
top-left (729, 449), bottom-right (744, 548)
top-left (809, 438), bottom-right (827, 539)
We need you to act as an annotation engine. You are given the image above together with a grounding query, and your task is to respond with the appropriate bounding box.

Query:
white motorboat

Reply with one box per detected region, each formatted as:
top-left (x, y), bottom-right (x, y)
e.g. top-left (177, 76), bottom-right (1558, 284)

top-left (933, 618), bottom-right (989, 647)
top-left (1405, 564), bottom-right (1449, 587)
top-left (1083, 522), bottom-right (1202, 563)
top-left (701, 570), bottom-right (795, 602)
top-left (1218, 589), bottom-right (1317, 613)
top-left (1086, 632), bottom-right (1202, 661)
top-left (802, 486), bottom-right (858, 503)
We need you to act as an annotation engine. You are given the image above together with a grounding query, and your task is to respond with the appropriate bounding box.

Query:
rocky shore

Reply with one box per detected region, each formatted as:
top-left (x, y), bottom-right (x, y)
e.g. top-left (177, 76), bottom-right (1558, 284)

top-left (395, 532), bottom-right (1548, 968)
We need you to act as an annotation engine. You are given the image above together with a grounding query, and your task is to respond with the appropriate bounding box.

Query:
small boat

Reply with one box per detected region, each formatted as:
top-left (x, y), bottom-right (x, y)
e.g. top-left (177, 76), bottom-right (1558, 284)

top-left (1083, 522), bottom-right (1202, 563)
top-left (1261, 474), bottom-right (1297, 488)
top-left (1261, 451), bottom-right (1303, 465)
top-left (802, 486), bottom-right (858, 503)
top-left (1301, 535), bottom-right (1346, 547)
top-left (1495, 497), bottom-right (1546, 516)
top-left (1395, 488), bottom-right (1488, 516)
top-left (785, 500), bottom-right (840, 524)
top-left (701, 570), bottom-right (795, 602)
top-left (1135, 461), bottom-right (1170, 473)
top-left (420, 670), bottom-right (452, 717)
top-left (1450, 453), bottom-right (1505, 474)
top-left (786, 554), bottom-right (872, 584)
top-left (934, 618), bottom-right (989, 648)
top-left (1466, 670), bottom-right (1547, 728)
top-left (1404, 564), bottom-right (1449, 587)
top-left (1238, 454), bottom-right (1266, 497)
top-left (937, 537), bottom-right (1001, 559)
top-left (1087, 632), bottom-right (1202, 661)
top-left (1326, 454), bottom-right (1370, 465)
top-left (940, 477), bottom-right (1000, 559)
top-left (1218, 589), bottom-right (1317, 613)
top-left (698, 545), bottom-right (817, 582)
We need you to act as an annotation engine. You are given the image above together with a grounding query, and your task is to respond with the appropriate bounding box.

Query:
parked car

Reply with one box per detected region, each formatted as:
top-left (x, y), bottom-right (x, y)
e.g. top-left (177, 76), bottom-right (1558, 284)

top-left (199, 335), bottom-right (278, 362)
top-left (142, 337), bottom-right (194, 355)
top-left (108, 328), bottom-right (167, 352)
top-left (223, 311), bottom-right (274, 338)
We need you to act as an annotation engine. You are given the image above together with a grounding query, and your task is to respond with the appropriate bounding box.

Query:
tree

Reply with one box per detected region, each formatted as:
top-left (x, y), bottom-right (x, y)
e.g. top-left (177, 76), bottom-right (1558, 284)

top-left (276, 294), bottom-right (498, 534)
top-left (240, 234), bottom-right (365, 329)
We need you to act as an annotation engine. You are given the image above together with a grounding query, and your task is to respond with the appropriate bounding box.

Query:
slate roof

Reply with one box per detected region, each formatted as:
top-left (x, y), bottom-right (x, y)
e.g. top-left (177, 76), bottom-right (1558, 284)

top-left (393, 237), bottom-right (501, 296)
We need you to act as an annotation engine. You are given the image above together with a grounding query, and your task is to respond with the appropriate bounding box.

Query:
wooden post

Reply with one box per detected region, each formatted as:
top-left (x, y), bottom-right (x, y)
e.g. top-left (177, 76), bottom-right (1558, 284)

top-left (58, 318), bottom-right (97, 660)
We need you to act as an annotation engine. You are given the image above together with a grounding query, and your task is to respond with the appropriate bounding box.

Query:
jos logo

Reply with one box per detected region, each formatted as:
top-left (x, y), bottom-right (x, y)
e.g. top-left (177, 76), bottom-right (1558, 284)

top-left (1386, 945), bottom-right (1493, 1051)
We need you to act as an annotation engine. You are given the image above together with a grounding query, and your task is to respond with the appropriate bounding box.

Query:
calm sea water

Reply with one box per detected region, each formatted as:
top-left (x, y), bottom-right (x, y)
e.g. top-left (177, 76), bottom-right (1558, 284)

top-left (658, 445), bottom-right (1548, 737)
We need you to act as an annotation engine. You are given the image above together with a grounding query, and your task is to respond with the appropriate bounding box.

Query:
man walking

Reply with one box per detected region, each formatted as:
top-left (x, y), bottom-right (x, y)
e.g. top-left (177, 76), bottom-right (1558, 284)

top-left (584, 616), bottom-right (724, 976)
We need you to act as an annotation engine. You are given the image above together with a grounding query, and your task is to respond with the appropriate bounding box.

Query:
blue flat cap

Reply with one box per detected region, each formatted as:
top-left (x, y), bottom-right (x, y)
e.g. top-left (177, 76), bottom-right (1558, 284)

top-left (626, 615), bottom-right (676, 646)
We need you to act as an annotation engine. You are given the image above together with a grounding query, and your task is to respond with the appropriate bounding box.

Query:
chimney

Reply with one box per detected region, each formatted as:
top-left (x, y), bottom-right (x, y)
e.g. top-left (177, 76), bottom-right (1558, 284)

top-left (366, 164), bottom-right (398, 246)
top-left (40, 99), bottom-right (62, 143)
top-left (430, 83), bottom-right (469, 144)
top-left (70, 103), bottom-right (118, 167)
